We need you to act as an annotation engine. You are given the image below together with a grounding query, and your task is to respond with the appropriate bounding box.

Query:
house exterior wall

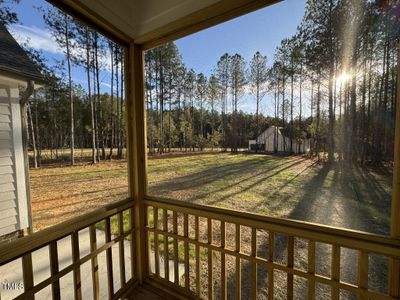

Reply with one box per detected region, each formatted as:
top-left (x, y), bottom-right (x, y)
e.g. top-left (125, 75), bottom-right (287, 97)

top-left (248, 139), bottom-right (256, 150)
top-left (264, 127), bottom-right (285, 152)
top-left (250, 126), bottom-right (311, 154)
top-left (0, 82), bottom-right (29, 237)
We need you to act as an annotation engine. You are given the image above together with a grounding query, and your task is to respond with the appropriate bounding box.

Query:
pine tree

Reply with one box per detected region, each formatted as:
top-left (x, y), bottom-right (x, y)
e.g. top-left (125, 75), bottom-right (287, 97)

top-left (249, 51), bottom-right (268, 152)
top-left (229, 54), bottom-right (247, 153)
top-left (43, 8), bottom-right (77, 165)
top-left (216, 54), bottom-right (230, 150)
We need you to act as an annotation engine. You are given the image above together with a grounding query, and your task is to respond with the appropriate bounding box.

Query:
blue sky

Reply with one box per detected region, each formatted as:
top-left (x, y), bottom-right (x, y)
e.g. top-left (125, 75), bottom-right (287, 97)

top-left (176, 0), bottom-right (306, 76)
top-left (8, 0), bottom-right (307, 115)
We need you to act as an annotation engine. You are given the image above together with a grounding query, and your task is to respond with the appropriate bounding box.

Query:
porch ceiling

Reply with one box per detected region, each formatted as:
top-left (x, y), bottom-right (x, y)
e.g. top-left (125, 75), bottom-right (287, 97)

top-left (74, 0), bottom-right (220, 39)
top-left (53, 0), bottom-right (280, 48)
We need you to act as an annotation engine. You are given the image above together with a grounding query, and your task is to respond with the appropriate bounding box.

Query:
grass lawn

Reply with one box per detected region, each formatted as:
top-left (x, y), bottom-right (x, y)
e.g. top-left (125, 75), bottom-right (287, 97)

top-left (147, 152), bottom-right (392, 235)
top-left (30, 152), bottom-right (392, 235)
top-left (28, 152), bottom-right (393, 298)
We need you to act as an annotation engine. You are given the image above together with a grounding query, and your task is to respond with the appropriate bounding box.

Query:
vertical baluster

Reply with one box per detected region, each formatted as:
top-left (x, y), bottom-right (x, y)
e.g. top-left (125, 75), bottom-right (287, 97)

top-left (173, 211), bottom-right (179, 284)
top-left (22, 252), bottom-right (34, 299)
top-left (389, 258), bottom-right (400, 298)
top-left (118, 212), bottom-right (126, 286)
top-left (331, 245), bottom-right (341, 300)
top-left (72, 231), bottom-right (82, 300)
top-left (268, 232), bottom-right (274, 300)
top-left (49, 240), bottom-right (61, 300)
top-left (358, 251), bottom-right (368, 300)
top-left (147, 207), bottom-right (153, 276)
top-left (184, 213), bottom-right (190, 291)
top-left (221, 221), bottom-right (226, 300)
top-left (235, 223), bottom-right (241, 300)
top-left (163, 209), bottom-right (169, 282)
top-left (251, 228), bottom-right (257, 300)
top-left (287, 236), bottom-right (294, 300)
top-left (154, 207), bottom-right (160, 277)
top-left (130, 207), bottom-right (136, 279)
top-left (105, 218), bottom-right (114, 298)
top-left (307, 240), bottom-right (316, 300)
top-left (208, 218), bottom-right (213, 300)
top-left (89, 225), bottom-right (99, 300)
top-left (195, 215), bottom-right (200, 295)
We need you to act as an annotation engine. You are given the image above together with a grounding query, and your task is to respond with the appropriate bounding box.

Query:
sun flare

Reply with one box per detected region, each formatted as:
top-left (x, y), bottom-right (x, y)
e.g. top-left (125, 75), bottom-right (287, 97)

top-left (336, 72), bottom-right (351, 85)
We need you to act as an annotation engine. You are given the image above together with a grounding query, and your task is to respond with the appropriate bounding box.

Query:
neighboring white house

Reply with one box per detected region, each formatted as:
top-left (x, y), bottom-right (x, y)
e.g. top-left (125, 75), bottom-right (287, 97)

top-left (248, 125), bottom-right (311, 154)
top-left (0, 23), bottom-right (44, 239)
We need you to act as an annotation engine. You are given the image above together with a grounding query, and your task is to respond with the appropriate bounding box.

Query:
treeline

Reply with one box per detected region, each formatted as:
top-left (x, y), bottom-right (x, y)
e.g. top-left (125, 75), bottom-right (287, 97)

top-left (2, 5), bottom-right (127, 166)
top-left (145, 45), bottom-right (314, 153)
top-left (2, 0), bottom-right (399, 166)
top-left (145, 0), bottom-right (399, 163)
top-left (283, 0), bottom-right (400, 163)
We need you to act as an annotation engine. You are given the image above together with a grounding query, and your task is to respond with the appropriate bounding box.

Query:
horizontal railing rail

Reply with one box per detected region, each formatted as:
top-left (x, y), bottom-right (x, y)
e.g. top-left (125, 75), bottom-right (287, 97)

top-left (144, 195), bottom-right (400, 300)
top-left (0, 198), bottom-right (136, 300)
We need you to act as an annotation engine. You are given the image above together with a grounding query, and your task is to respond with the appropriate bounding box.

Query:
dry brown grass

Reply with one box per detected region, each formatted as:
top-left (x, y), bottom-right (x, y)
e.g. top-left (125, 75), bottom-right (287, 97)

top-left (29, 152), bottom-right (392, 299)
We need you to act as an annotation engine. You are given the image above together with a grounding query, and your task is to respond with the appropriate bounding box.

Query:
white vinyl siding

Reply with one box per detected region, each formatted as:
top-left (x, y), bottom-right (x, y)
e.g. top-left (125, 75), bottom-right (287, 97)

top-left (0, 86), bottom-right (29, 236)
top-left (0, 99), bottom-right (19, 235)
top-left (253, 126), bottom-right (311, 154)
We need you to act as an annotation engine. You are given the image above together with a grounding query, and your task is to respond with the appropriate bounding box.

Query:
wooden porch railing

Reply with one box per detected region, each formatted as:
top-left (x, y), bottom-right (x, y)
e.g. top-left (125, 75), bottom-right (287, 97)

top-left (144, 196), bottom-right (400, 300)
top-left (1, 196), bottom-right (399, 299)
top-left (0, 198), bottom-right (136, 300)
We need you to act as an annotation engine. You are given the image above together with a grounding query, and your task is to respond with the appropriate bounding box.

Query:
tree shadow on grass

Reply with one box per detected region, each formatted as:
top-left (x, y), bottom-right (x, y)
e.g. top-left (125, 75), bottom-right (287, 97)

top-left (211, 164), bottom-right (326, 299)
top-left (286, 163), bottom-right (332, 223)
top-left (214, 161), bottom-right (390, 298)
top-left (274, 162), bottom-right (391, 235)
top-left (207, 158), bottom-right (307, 206)
top-left (148, 155), bottom-right (297, 200)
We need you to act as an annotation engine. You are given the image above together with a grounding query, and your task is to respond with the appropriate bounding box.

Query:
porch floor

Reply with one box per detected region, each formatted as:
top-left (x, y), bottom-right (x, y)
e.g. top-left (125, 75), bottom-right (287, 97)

top-left (129, 286), bottom-right (165, 299)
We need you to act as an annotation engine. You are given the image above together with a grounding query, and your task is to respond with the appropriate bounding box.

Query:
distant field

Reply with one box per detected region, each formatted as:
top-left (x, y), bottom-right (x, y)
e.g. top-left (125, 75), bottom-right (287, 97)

top-left (28, 147), bottom-right (233, 163)
top-left (30, 152), bottom-right (392, 235)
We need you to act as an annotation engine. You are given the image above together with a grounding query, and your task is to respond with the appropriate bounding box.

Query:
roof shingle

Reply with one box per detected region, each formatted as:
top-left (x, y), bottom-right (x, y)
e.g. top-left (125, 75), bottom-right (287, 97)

top-left (0, 22), bottom-right (44, 83)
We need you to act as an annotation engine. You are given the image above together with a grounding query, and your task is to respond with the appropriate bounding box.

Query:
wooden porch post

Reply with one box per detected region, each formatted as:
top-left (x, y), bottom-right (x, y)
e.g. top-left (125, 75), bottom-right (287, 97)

top-left (389, 41), bottom-right (400, 298)
top-left (126, 42), bottom-right (148, 283)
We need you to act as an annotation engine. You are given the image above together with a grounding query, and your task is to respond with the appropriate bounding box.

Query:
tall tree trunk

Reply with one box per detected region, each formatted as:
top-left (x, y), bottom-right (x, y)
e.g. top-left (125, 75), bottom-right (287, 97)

top-left (328, 62), bottom-right (335, 162)
top-left (383, 40), bottom-right (391, 158)
top-left (115, 48), bottom-right (120, 158)
top-left (298, 64), bottom-right (303, 154)
top-left (86, 28), bottom-right (96, 164)
top-left (310, 76), bottom-right (314, 121)
top-left (159, 56), bottom-right (164, 154)
top-left (349, 50), bottom-right (358, 162)
top-left (361, 48), bottom-right (368, 164)
top-left (148, 63), bottom-right (154, 154)
top-left (232, 84), bottom-right (238, 153)
top-left (290, 60), bottom-right (294, 155)
top-left (109, 43), bottom-right (114, 159)
top-left (327, 0), bottom-right (335, 163)
top-left (274, 84), bottom-right (279, 153)
top-left (316, 78), bottom-right (321, 161)
top-left (338, 82), bottom-right (343, 160)
top-left (168, 89), bottom-right (172, 152)
top-left (65, 14), bottom-right (74, 165)
top-left (255, 78), bottom-right (260, 153)
top-left (94, 34), bottom-right (105, 160)
top-left (282, 73), bottom-right (286, 152)
top-left (190, 84), bottom-right (194, 152)
top-left (168, 67), bottom-right (172, 153)
top-left (119, 57), bottom-right (124, 158)
top-left (92, 56), bottom-right (100, 162)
